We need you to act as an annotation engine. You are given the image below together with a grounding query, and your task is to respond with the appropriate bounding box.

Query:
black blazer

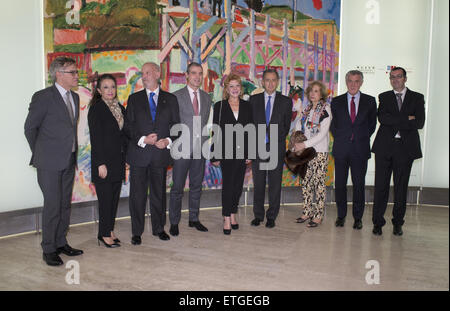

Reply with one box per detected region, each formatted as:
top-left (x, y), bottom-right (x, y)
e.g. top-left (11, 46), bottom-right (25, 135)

top-left (330, 92), bottom-right (377, 159)
top-left (211, 99), bottom-right (253, 161)
top-left (24, 85), bottom-right (79, 170)
top-left (250, 92), bottom-right (292, 161)
top-left (125, 89), bottom-right (181, 167)
top-left (371, 88), bottom-right (425, 160)
top-left (88, 100), bottom-right (128, 184)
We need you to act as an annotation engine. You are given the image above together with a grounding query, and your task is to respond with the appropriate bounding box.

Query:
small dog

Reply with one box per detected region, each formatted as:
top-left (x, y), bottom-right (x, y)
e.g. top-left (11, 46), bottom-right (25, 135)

top-left (285, 131), bottom-right (317, 179)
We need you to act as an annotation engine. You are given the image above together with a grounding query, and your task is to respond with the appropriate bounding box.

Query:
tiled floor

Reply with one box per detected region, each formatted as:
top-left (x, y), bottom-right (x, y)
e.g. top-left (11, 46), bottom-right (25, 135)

top-left (0, 203), bottom-right (448, 290)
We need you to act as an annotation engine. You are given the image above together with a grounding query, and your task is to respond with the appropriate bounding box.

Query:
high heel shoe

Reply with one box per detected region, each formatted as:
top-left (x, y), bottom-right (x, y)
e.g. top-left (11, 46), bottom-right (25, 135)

top-left (296, 216), bottom-right (310, 223)
top-left (97, 237), bottom-right (120, 248)
top-left (113, 238), bottom-right (121, 243)
top-left (231, 214), bottom-right (239, 230)
top-left (223, 217), bottom-right (231, 235)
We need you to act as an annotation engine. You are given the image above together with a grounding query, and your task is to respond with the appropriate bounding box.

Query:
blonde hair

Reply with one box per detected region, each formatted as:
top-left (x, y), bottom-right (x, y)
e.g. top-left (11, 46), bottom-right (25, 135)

top-left (305, 80), bottom-right (328, 102)
top-left (222, 74), bottom-right (243, 100)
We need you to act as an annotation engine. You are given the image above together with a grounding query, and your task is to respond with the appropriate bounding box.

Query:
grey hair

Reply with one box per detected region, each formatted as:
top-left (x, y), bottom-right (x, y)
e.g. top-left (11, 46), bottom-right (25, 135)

top-left (49, 57), bottom-right (76, 83)
top-left (142, 62), bottom-right (161, 72)
top-left (345, 70), bottom-right (364, 82)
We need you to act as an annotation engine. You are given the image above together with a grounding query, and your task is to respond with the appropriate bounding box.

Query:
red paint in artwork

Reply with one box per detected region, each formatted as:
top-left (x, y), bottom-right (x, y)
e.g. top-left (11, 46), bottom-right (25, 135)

top-left (312, 0), bottom-right (323, 10)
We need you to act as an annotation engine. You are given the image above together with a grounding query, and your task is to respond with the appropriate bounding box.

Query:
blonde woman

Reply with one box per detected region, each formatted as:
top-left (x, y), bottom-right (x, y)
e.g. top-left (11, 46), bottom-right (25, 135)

top-left (294, 81), bottom-right (332, 228)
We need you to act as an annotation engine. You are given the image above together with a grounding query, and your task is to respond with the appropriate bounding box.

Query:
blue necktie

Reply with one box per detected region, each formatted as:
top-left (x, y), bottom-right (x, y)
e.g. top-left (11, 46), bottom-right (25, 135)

top-left (265, 95), bottom-right (272, 143)
top-left (149, 92), bottom-right (156, 121)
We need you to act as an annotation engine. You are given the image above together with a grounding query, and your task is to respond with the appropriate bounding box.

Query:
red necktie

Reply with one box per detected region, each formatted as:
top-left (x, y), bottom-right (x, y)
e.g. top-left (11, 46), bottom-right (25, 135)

top-left (350, 96), bottom-right (356, 123)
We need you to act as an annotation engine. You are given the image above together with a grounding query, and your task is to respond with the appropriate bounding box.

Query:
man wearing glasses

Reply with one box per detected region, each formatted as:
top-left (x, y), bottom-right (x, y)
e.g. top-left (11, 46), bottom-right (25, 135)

top-left (371, 67), bottom-right (425, 236)
top-left (25, 56), bottom-right (83, 266)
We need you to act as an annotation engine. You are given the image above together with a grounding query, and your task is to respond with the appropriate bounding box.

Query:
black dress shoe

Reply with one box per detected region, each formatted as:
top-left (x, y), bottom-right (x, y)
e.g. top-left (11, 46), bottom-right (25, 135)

top-left (57, 244), bottom-right (83, 256)
top-left (189, 221), bottom-right (208, 232)
top-left (265, 219), bottom-right (275, 228)
top-left (353, 219), bottom-right (363, 230)
top-left (372, 225), bottom-right (382, 236)
top-left (169, 224), bottom-right (179, 236)
top-left (155, 231), bottom-right (170, 241)
top-left (113, 238), bottom-right (121, 243)
top-left (393, 225), bottom-right (403, 236)
top-left (335, 217), bottom-right (345, 227)
top-left (43, 252), bottom-right (63, 266)
top-left (250, 218), bottom-right (261, 226)
top-left (131, 235), bottom-right (142, 245)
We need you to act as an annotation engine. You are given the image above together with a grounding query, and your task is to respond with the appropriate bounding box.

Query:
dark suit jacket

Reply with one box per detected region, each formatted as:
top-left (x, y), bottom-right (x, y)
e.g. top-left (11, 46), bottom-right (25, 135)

top-left (88, 100), bottom-right (128, 184)
top-left (211, 99), bottom-right (253, 161)
top-left (250, 92), bottom-right (292, 161)
top-left (330, 92), bottom-right (377, 159)
top-left (24, 84), bottom-right (79, 170)
top-left (125, 89), bottom-right (180, 167)
top-left (371, 88), bottom-right (425, 160)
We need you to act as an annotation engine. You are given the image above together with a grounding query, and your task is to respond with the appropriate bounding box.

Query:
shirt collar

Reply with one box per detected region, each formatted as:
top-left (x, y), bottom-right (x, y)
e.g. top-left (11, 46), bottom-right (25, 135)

top-left (394, 88), bottom-right (407, 96)
top-left (264, 91), bottom-right (276, 99)
top-left (347, 91), bottom-right (360, 101)
top-left (146, 87), bottom-right (160, 98)
top-left (187, 85), bottom-right (200, 96)
top-left (55, 82), bottom-right (70, 97)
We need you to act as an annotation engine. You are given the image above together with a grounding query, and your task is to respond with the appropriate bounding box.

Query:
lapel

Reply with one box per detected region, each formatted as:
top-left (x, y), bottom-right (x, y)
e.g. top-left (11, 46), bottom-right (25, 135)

top-left (139, 89), bottom-right (152, 120)
top-left (258, 93), bottom-right (266, 124)
top-left (51, 85), bottom-right (74, 125)
top-left (200, 89), bottom-right (210, 120)
top-left (343, 94), bottom-right (353, 124)
top-left (183, 87), bottom-right (195, 116)
top-left (269, 92), bottom-right (282, 124)
top-left (401, 88), bottom-right (411, 113)
top-left (71, 90), bottom-right (79, 122)
top-left (353, 93), bottom-right (366, 124)
top-left (101, 100), bottom-right (120, 131)
top-left (156, 90), bottom-right (168, 121)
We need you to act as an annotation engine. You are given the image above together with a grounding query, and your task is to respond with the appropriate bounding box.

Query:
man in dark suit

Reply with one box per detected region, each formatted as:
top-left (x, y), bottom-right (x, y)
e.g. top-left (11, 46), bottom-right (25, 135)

top-left (24, 56), bottom-right (83, 266)
top-left (330, 70), bottom-right (377, 230)
top-left (169, 62), bottom-right (212, 236)
top-left (250, 68), bottom-right (292, 228)
top-left (371, 67), bottom-right (425, 236)
top-left (126, 62), bottom-right (180, 243)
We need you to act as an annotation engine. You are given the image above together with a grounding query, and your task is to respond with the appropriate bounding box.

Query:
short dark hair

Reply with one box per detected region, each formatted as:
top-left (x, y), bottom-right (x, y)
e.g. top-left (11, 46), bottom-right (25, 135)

top-left (186, 62), bottom-right (203, 73)
top-left (391, 66), bottom-right (407, 78)
top-left (262, 68), bottom-right (279, 80)
top-left (90, 74), bottom-right (117, 106)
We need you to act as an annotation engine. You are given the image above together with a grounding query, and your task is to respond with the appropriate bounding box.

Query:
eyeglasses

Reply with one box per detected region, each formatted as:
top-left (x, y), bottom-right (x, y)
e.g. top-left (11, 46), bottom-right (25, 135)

top-left (389, 74), bottom-right (404, 80)
top-left (59, 70), bottom-right (79, 75)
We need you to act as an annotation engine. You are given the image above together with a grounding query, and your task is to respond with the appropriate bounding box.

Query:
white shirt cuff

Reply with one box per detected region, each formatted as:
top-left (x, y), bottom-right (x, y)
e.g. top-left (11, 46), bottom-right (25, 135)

top-left (138, 136), bottom-right (146, 148)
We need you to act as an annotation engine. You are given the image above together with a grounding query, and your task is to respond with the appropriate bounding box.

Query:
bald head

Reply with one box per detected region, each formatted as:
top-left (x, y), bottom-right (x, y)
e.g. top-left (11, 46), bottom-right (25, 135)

top-left (141, 62), bottom-right (161, 90)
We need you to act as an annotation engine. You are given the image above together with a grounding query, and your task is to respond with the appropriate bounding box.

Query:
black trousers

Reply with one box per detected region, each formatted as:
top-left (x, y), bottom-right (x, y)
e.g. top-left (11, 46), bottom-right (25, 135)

top-left (95, 181), bottom-right (122, 238)
top-left (129, 165), bottom-right (167, 236)
top-left (37, 153), bottom-right (76, 253)
top-left (252, 154), bottom-right (284, 221)
top-left (220, 159), bottom-right (246, 216)
top-left (372, 140), bottom-right (414, 227)
top-left (334, 147), bottom-right (368, 220)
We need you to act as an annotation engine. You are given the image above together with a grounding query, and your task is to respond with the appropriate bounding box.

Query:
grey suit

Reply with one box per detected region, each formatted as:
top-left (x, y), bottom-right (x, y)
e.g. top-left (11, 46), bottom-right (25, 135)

top-left (24, 85), bottom-right (79, 253)
top-left (169, 86), bottom-right (212, 224)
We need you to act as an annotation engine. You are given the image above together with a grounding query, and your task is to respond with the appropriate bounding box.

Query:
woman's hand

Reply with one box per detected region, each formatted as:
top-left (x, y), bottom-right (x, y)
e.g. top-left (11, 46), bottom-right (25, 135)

top-left (245, 160), bottom-right (252, 165)
top-left (294, 142), bottom-right (305, 152)
top-left (211, 161), bottom-right (220, 167)
top-left (98, 165), bottom-right (107, 179)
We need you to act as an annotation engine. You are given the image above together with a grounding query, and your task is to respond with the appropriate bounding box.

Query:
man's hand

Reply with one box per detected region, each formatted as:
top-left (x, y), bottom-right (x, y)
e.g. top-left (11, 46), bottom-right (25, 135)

top-left (98, 165), bottom-right (107, 179)
top-left (155, 138), bottom-right (169, 149)
top-left (408, 115), bottom-right (416, 120)
top-left (144, 133), bottom-right (157, 145)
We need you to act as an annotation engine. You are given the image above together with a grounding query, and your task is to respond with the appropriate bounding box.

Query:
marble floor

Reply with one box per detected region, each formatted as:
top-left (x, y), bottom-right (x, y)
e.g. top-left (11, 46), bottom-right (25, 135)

top-left (0, 203), bottom-right (448, 291)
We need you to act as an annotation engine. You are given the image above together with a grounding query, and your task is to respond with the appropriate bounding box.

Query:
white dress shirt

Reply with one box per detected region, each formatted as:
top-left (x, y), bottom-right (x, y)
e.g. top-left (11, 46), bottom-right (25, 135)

top-left (347, 91), bottom-right (360, 117)
top-left (394, 87), bottom-right (407, 138)
top-left (187, 85), bottom-right (201, 114)
top-left (138, 87), bottom-right (172, 149)
top-left (55, 82), bottom-right (76, 116)
top-left (264, 92), bottom-right (276, 121)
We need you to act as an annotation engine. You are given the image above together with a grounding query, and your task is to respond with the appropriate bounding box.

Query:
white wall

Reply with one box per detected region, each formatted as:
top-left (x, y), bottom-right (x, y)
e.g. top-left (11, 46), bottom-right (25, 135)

top-left (339, 0), bottom-right (448, 188)
top-left (0, 0), bottom-right (44, 212)
top-left (422, 0), bottom-right (449, 187)
top-left (0, 0), bottom-right (447, 213)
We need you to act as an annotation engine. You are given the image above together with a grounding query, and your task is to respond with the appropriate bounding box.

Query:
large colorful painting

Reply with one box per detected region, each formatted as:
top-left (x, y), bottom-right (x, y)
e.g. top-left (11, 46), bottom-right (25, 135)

top-left (43, 0), bottom-right (340, 203)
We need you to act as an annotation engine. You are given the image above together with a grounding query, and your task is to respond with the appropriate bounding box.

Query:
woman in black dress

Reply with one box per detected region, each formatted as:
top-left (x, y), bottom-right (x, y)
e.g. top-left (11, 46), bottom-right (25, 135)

top-left (88, 74), bottom-right (128, 247)
top-left (211, 74), bottom-right (252, 235)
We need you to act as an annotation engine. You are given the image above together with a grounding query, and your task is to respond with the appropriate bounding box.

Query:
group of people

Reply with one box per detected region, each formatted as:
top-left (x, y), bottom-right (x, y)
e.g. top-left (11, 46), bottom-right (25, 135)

top-left (24, 56), bottom-right (424, 267)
